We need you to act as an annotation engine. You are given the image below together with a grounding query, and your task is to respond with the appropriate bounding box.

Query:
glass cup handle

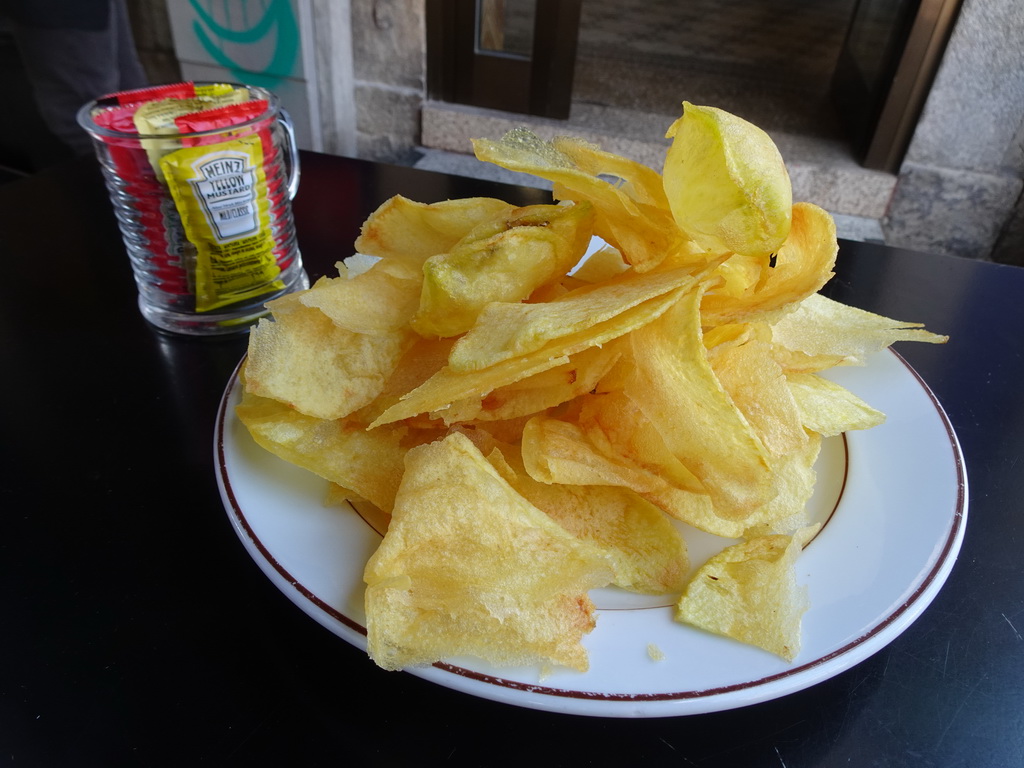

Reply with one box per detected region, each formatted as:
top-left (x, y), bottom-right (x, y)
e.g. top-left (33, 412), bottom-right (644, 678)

top-left (279, 109), bottom-right (301, 201)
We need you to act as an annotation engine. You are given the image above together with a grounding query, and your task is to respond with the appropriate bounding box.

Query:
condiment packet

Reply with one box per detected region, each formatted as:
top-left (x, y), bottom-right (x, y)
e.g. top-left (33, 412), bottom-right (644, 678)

top-left (160, 99), bottom-right (286, 312)
top-left (86, 82), bottom-right (290, 311)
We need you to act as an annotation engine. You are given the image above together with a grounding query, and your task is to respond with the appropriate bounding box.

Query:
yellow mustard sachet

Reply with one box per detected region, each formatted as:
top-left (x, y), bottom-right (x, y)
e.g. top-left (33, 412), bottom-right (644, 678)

top-left (160, 133), bottom-right (284, 313)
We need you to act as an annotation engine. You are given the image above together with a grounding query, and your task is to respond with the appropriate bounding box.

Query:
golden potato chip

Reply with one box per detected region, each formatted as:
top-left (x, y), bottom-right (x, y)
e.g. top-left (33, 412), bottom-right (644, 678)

top-left (369, 352), bottom-right (570, 430)
top-left (707, 334), bottom-right (808, 459)
top-left (770, 292), bottom-right (949, 364)
top-left (485, 443), bottom-right (689, 595)
top-left (411, 202), bottom-right (594, 338)
top-left (550, 136), bottom-right (671, 211)
top-left (350, 336), bottom-right (455, 424)
top-left (355, 195), bottom-right (515, 271)
top-left (787, 372), bottom-right (886, 435)
top-left (235, 388), bottom-right (410, 512)
top-left (290, 259), bottom-right (421, 334)
top-left (335, 252), bottom-right (380, 278)
top-left (447, 264), bottom-right (709, 373)
top-left (711, 253), bottom-right (766, 300)
top-left (462, 413), bottom-right (537, 446)
top-left (522, 413), bottom-right (664, 492)
top-left (363, 432), bottom-right (614, 672)
top-left (674, 525), bottom-right (819, 661)
top-left (473, 129), bottom-right (687, 271)
top-left (625, 286), bottom-right (774, 519)
top-left (769, 346), bottom-right (849, 375)
top-left (663, 102), bottom-right (792, 259)
top-left (576, 391), bottom-right (702, 493)
top-left (738, 430), bottom-right (821, 535)
top-left (701, 319), bottom-right (767, 350)
top-left (585, 360), bottom-right (814, 536)
top-left (524, 398), bottom-right (779, 539)
top-left (436, 344), bottom-right (622, 425)
top-left (245, 303), bottom-right (413, 420)
top-left (369, 275), bottom-right (703, 428)
top-left (700, 202), bottom-right (838, 325)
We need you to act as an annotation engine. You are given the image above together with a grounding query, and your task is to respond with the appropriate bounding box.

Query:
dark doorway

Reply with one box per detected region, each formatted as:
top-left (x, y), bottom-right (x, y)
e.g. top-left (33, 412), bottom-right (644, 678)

top-left (426, 0), bottom-right (963, 173)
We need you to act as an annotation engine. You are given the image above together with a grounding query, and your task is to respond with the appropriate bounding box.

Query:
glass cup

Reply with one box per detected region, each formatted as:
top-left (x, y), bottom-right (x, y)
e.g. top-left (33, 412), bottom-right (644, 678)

top-left (77, 83), bottom-right (309, 335)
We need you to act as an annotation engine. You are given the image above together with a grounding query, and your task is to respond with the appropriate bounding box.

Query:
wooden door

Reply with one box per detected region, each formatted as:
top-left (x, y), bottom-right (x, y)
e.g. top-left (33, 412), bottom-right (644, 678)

top-left (426, 0), bottom-right (581, 119)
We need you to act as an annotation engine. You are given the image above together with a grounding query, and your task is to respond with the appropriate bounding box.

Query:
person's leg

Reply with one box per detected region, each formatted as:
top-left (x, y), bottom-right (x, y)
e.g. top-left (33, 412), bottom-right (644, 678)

top-left (11, 0), bottom-right (149, 155)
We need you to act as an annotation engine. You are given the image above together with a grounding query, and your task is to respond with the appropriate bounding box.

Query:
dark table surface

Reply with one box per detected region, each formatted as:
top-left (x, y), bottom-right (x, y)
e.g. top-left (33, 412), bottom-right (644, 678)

top-left (2, 151), bottom-right (1022, 767)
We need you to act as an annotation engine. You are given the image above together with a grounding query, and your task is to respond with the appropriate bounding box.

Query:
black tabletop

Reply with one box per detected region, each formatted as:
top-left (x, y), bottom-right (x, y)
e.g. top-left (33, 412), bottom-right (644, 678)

top-left (2, 152), bottom-right (1022, 767)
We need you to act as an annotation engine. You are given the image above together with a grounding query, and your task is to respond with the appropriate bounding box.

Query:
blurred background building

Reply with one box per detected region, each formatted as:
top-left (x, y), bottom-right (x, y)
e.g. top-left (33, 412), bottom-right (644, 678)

top-left (2, 0), bottom-right (1021, 265)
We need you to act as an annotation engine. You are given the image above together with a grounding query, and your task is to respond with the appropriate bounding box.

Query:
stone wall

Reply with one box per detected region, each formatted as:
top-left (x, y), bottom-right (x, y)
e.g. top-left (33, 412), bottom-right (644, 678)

top-left (884, 0), bottom-right (1024, 264)
top-left (350, 0), bottom-right (426, 163)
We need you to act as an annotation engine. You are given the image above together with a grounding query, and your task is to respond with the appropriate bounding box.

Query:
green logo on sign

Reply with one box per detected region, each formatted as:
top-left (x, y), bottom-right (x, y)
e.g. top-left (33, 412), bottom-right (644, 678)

top-left (189, 0), bottom-right (299, 88)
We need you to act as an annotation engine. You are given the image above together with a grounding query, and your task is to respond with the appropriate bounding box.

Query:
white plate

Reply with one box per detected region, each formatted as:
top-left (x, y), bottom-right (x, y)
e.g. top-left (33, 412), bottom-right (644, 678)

top-left (214, 348), bottom-right (966, 718)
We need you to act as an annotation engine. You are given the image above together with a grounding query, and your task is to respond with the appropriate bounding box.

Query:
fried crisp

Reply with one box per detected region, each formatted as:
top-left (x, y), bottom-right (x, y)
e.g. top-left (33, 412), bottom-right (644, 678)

top-left (700, 202), bottom-right (838, 326)
top-left (522, 404), bottom-right (756, 538)
top-left (355, 195), bottom-right (514, 271)
top-left (244, 303), bottom-right (412, 421)
top-left (770, 292), bottom-right (948, 365)
top-left (291, 258), bottom-right (422, 334)
top-left (412, 202), bottom-right (595, 338)
top-left (708, 334), bottom-right (808, 459)
top-left (473, 128), bottom-right (689, 272)
top-left (436, 344), bottom-right (622, 425)
top-left (368, 275), bottom-right (702, 429)
top-left (786, 372), bottom-right (886, 436)
top-left (663, 102), bottom-right (792, 260)
top-left (235, 387), bottom-right (410, 513)
top-left (447, 264), bottom-right (709, 373)
top-left (483, 441), bottom-right (689, 595)
top-left (363, 432), bottom-right (614, 672)
top-left (625, 286), bottom-right (775, 520)
top-left (675, 525), bottom-right (819, 661)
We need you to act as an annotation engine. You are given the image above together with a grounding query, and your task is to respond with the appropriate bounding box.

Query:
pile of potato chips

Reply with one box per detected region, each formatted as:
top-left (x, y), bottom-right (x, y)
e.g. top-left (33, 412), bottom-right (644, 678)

top-left (236, 103), bottom-right (946, 673)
